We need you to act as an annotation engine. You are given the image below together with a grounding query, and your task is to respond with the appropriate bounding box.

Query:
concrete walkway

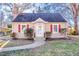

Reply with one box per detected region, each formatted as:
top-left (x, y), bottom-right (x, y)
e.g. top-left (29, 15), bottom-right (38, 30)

top-left (0, 37), bottom-right (46, 52)
top-left (0, 36), bottom-right (11, 40)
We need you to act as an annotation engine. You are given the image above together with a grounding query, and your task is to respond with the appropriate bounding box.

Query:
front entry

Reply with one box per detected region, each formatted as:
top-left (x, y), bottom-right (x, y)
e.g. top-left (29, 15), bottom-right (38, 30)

top-left (35, 23), bottom-right (44, 37)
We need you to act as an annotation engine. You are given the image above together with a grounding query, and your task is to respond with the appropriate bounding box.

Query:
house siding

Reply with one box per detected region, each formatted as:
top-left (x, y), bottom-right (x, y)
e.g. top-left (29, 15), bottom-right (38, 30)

top-left (12, 22), bottom-right (67, 38)
top-left (45, 22), bottom-right (67, 32)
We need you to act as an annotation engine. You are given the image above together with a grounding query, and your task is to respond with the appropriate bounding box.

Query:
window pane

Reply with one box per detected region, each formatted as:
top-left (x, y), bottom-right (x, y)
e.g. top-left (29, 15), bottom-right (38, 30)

top-left (22, 25), bottom-right (26, 30)
top-left (54, 25), bottom-right (57, 32)
top-left (22, 25), bottom-right (26, 32)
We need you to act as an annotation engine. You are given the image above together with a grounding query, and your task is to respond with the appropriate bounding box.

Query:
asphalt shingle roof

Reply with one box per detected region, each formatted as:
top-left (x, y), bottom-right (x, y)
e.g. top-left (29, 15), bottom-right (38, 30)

top-left (13, 13), bottom-right (67, 22)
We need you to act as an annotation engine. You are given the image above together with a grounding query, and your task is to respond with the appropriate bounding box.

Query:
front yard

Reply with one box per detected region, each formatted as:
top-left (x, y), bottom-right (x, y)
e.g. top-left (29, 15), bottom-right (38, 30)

top-left (0, 40), bottom-right (9, 48)
top-left (0, 37), bottom-right (79, 56)
top-left (4, 39), bottom-right (34, 48)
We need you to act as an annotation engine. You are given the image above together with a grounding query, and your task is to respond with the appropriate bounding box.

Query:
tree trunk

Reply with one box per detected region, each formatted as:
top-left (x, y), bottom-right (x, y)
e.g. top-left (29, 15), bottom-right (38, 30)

top-left (74, 16), bottom-right (78, 35)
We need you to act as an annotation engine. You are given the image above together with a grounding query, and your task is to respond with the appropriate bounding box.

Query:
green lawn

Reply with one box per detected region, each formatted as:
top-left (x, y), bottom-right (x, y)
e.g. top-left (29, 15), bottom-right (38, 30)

top-left (4, 40), bottom-right (33, 48)
top-left (0, 38), bottom-right (79, 56)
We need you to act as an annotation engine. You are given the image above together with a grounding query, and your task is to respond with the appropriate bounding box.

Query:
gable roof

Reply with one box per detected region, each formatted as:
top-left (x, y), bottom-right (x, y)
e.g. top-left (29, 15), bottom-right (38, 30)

top-left (13, 13), bottom-right (67, 22)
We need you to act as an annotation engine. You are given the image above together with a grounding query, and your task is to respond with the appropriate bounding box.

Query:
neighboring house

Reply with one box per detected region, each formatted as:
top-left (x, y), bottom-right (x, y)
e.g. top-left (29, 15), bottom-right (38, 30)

top-left (12, 13), bottom-right (67, 39)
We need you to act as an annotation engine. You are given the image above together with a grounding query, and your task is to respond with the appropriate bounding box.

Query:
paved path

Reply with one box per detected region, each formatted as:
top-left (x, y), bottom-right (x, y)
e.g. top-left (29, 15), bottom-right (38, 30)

top-left (0, 37), bottom-right (46, 52)
top-left (0, 36), bottom-right (11, 40)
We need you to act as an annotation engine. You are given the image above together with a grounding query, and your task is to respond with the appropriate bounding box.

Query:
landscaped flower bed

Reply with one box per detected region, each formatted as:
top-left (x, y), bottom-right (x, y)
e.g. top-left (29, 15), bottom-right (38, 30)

top-left (24, 28), bottom-right (34, 40)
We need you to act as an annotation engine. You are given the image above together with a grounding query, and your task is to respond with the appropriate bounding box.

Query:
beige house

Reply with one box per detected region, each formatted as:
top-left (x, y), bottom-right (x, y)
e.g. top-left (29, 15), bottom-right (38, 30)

top-left (12, 13), bottom-right (67, 39)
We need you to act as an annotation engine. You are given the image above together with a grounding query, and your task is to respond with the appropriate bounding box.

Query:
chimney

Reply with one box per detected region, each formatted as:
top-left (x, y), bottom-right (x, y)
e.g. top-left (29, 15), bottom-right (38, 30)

top-left (33, 10), bottom-right (35, 13)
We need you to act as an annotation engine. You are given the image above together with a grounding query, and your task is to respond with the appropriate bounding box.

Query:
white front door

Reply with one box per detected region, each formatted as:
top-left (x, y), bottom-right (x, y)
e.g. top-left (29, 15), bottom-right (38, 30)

top-left (35, 23), bottom-right (44, 37)
top-left (53, 24), bottom-right (59, 33)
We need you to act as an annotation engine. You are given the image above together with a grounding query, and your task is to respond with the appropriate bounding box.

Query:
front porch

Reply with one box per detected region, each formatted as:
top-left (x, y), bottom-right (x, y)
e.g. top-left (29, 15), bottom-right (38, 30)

top-left (33, 32), bottom-right (68, 41)
top-left (44, 33), bottom-right (68, 41)
top-left (15, 32), bottom-right (68, 40)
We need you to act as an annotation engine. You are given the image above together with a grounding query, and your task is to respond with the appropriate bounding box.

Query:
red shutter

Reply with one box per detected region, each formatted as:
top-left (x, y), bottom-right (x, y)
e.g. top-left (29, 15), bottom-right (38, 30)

top-left (18, 24), bottom-right (21, 32)
top-left (27, 24), bottom-right (29, 29)
top-left (50, 24), bottom-right (52, 32)
top-left (59, 24), bottom-right (61, 32)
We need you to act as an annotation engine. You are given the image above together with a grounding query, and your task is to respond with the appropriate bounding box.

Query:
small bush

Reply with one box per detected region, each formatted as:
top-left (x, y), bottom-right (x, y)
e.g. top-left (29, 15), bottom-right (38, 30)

top-left (6, 30), bottom-right (12, 35)
top-left (10, 32), bottom-right (17, 40)
top-left (70, 30), bottom-right (77, 35)
top-left (10, 32), bottom-right (16, 37)
top-left (7, 24), bottom-right (12, 28)
top-left (60, 28), bottom-right (66, 33)
top-left (45, 31), bottom-right (52, 38)
top-left (45, 32), bottom-right (52, 35)
top-left (24, 28), bottom-right (34, 39)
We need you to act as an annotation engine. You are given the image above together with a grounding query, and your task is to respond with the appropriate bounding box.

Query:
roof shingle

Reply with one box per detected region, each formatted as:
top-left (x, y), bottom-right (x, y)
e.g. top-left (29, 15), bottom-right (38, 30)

top-left (13, 13), bottom-right (66, 22)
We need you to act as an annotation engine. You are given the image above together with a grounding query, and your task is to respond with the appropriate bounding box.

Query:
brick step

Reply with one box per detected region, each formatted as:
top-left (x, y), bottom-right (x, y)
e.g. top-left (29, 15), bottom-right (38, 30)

top-left (34, 37), bottom-right (45, 41)
top-left (51, 33), bottom-right (62, 36)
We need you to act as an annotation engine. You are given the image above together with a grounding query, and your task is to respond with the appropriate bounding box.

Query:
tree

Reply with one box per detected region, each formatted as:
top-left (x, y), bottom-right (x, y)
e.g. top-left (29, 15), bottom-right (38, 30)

top-left (49, 3), bottom-right (79, 35)
top-left (70, 3), bottom-right (79, 34)
top-left (52, 3), bottom-right (79, 35)
top-left (0, 11), bottom-right (4, 27)
top-left (0, 3), bottom-right (13, 25)
top-left (0, 3), bottom-right (32, 25)
top-left (29, 3), bottom-right (74, 27)
top-left (12, 3), bottom-right (32, 19)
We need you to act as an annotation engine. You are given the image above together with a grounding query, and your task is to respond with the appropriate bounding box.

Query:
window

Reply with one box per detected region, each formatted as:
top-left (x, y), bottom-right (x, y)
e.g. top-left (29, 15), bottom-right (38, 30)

top-left (22, 25), bottom-right (26, 30)
top-left (22, 25), bottom-right (26, 32)
top-left (54, 25), bottom-right (58, 32)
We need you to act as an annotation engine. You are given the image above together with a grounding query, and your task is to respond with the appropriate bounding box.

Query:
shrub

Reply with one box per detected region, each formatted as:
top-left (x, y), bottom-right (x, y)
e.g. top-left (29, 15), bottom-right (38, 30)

top-left (45, 32), bottom-right (52, 35)
top-left (60, 28), bottom-right (66, 33)
top-left (10, 32), bottom-right (17, 40)
top-left (7, 24), bottom-right (12, 28)
top-left (70, 30), bottom-right (77, 35)
top-left (45, 31), bottom-right (52, 38)
top-left (6, 30), bottom-right (12, 35)
top-left (10, 32), bottom-right (16, 38)
top-left (24, 28), bottom-right (34, 38)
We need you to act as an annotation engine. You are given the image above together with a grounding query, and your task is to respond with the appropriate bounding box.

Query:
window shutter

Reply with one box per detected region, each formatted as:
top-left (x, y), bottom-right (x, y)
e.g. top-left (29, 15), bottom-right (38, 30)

top-left (18, 24), bottom-right (21, 32)
top-left (27, 24), bottom-right (29, 29)
top-left (50, 24), bottom-right (52, 32)
top-left (59, 24), bottom-right (61, 32)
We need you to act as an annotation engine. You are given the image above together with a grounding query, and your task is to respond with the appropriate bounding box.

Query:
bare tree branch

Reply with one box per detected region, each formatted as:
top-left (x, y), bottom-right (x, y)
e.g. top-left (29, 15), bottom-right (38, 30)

top-left (70, 3), bottom-right (79, 34)
top-left (12, 3), bottom-right (32, 20)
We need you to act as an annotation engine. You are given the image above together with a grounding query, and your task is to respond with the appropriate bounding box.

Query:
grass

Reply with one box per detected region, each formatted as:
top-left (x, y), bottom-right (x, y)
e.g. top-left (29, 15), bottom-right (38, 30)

top-left (4, 40), bottom-right (33, 48)
top-left (4, 42), bottom-right (17, 47)
top-left (0, 38), bottom-right (79, 56)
